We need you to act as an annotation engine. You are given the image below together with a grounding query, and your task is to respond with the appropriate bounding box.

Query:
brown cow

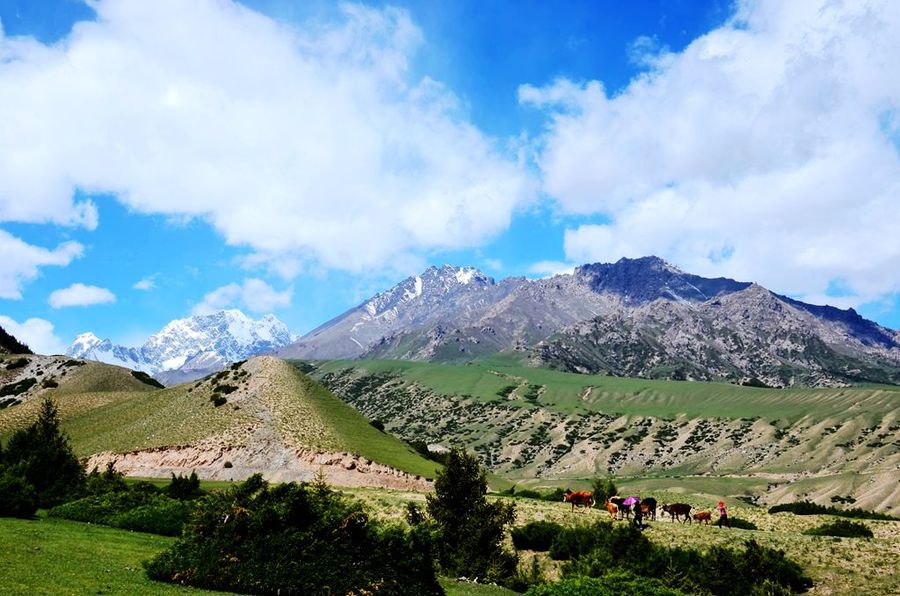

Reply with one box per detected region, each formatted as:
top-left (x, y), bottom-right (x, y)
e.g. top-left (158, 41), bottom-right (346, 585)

top-left (563, 489), bottom-right (594, 512)
top-left (604, 499), bottom-right (619, 520)
top-left (693, 511), bottom-right (712, 525)
top-left (661, 502), bottom-right (692, 523)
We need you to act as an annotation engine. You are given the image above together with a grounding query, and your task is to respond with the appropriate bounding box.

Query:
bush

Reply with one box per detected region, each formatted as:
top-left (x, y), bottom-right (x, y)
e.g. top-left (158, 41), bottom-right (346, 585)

top-left (0, 471), bottom-right (38, 518)
top-left (0, 377), bottom-right (37, 397)
top-left (526, 571), bottom-right (690, 596)
top-left (130, 370), bottom-right (165, 388)
top-left (512, 521), bottom-right (564, 552)
top-left (768, 500), bottom-right (898, 521)
top-left (166, 471), bottom-right (203, 501)
top-left (5, 357), bottom-right (29, 370)
top-left (210, 395), bottom-right (227, 407)
top-left (546, 522), bottom-right (812, 595)
top-left (49, 490), bottom-right (195, 536)
top-left (145, 474), bottom-right (442, 595)
top-left (426, 448), bottom-right (518, 583)
top-left (591, 477), bottom-right (617, 503)
top-left (803, 519), bottom-right (873, 539)
top-left (86, 462), bottom-right (129, 495)
top-left (0, 398), bottom-right (85, 507)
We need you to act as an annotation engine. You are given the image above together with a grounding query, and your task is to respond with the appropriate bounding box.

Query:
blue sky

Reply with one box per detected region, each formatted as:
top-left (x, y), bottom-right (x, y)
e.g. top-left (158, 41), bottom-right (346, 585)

top-left (1, 0), bottom-right (898, 353)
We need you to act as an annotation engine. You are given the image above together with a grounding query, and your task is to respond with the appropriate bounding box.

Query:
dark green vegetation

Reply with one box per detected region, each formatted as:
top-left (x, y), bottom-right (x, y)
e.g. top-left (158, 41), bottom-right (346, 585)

top-left (0, 398), bottom-right (84, 514)
top-left (422, 448), bottom-right (518, 584)
top-left (147, 474), bottom-right (442, 595)
top-left (802, 519), bottom-right (874, 539)
top-left (727, 517), bottom-right (758, 530)
top-left (130, 370), bottom-right (165, 388)
top-left (49, 470), bottom-right (203, 537)
top-left (0, 325), bottom-right (31, 354)
top-left (768, 501), bottom-right (899, 521)
top-left (540, 521), bottom-right (811, 595)
top-left (526, 572), bottom-right (690, 596)
top-left (511, 520), bottom-right (564, 551)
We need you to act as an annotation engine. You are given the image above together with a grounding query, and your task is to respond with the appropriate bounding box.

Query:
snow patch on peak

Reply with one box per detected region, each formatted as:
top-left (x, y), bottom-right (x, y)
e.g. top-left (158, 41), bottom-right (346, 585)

top-left (455, 268), bottom-right (478, 284)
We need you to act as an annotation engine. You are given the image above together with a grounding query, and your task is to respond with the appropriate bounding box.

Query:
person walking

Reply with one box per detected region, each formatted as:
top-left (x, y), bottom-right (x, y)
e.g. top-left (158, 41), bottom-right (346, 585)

top-left (632, 497), bottom-right (645, 530)
top-left (716, 500), bottom-right (730, 528)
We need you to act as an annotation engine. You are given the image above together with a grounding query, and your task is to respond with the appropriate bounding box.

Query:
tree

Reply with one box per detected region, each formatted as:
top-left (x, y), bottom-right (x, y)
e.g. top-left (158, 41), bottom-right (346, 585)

top-left (592, 477), bottom-right (618, 503)
top-left (426, 448), bottom-right (517, 582)
top-left (1, 398), bottom-right (84, 507)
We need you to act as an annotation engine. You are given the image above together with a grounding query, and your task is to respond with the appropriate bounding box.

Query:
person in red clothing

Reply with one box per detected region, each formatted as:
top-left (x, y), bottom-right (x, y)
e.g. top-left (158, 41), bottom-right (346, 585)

top-left (716, 500), bottom-right (730, 528)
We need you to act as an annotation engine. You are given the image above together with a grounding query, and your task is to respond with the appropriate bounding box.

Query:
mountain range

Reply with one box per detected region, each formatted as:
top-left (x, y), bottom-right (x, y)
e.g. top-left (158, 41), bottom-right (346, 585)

top-left (67, 310), bottom-right (294, 384)
top-left (279, 257), bottom-right (900, 387)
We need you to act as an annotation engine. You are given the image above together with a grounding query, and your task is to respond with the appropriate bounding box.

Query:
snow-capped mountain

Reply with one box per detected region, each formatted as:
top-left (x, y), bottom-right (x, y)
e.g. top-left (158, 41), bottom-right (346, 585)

top-left (279, 257), bottom-right (900, 387)
top-left (67, 310), bottom-right (295, 382)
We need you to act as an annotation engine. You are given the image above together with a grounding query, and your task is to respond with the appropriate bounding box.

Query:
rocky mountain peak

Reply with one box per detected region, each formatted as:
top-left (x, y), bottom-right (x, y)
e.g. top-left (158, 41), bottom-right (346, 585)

top-left (575, 256), bottom-right (751, 304)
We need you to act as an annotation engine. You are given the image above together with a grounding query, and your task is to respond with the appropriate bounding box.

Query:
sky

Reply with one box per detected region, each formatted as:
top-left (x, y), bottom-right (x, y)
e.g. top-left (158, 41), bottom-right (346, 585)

top-left (0, 0), bottom-right (898, 354)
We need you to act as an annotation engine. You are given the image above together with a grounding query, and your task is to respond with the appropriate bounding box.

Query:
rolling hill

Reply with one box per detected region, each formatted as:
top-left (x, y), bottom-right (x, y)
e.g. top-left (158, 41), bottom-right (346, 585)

top-left (309, 358), bottom-right (900, 514)
top-left (0, 354), bottom-right (438, 488)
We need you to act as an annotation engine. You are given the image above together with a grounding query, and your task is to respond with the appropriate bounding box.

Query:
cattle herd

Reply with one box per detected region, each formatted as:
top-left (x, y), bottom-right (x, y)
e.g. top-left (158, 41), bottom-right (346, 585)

top-left (562, 490), bottom-right (727, 527)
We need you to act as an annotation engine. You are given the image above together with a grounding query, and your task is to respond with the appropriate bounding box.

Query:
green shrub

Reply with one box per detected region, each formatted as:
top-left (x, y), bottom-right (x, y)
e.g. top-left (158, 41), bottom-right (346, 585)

top-left (49, 490), bottom-right (196, 536)
top-left (803, 519), bottom-right (873, 539)
top-left (768, 500), bottom-right (898, 521)
top-left (165, 471), bottom-right (203, 501)
top-left (0, 471), bottom-right (38, 518)
top-left (41, 378), bottom-right (59, 389)
top-left (546, 522), bottom-right (811, 595)
top-left (210, 395), bottom-right (227, 407)
top-left (145, 474), bottom-right (442, 595)
top-left (512, 521), bottom-right (564, 552)
top-left (0, 377), bottom-right (37, 397)
top-left (86, 462), bottom-right (129, 495)
top-left (496, 384), bottom-right (518, 398)
top-left (426, 448), bottom-right (517, 583)
top-left (5, 357), bottom-right (29, 370)
top-left (526, 571), bottom-right (690, 596)
top-left (130, 370), bottom-right (164, 388)
top-left (216, 384), bottom-right (238, 394)
top-left (591, 477), bottom-right (617, 503)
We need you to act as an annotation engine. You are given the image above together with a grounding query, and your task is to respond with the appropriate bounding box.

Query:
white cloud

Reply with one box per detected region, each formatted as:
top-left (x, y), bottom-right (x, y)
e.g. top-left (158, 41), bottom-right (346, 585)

top-left (528, 260), bottom-right (576, 278)
top-left (49, 283), bottom-right (116, 308)
top-left (0, 315), bottom-right (66, 355)
top-left (0, 230), bottom-right (83, 299)
top-left (192, 278), bottom-right (292, 315)
top-left (132, 274), bottom-right (158, 291)
top-left (522, 0), bottom-right (900, 307)
top-left (0, 0), bottom-right (533, 274)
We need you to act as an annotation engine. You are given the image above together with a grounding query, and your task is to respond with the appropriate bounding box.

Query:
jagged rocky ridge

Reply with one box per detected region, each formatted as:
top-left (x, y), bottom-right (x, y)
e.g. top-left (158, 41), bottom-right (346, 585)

top-left (67, 310), bottom-right (294, 384)
top-left (280, 257), bottom-right (900, 387)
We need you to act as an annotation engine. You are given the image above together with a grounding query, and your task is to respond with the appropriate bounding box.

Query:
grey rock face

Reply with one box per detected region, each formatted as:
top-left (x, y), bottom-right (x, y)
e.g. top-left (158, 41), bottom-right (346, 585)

top-left (279, 257), bottom-right (900, 386)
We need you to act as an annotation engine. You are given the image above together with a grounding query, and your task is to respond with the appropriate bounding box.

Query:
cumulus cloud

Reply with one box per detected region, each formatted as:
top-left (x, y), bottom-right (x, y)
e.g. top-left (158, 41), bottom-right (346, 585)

top-left (0, 0), bottom-right (532, 275)
top-left (0, 315), bottom-right (66, 354)
top-left (132, 274), bottom-right (158, 291)
top-left (49, 283), bottom-right (116, 308)
top-left (522, 0), bottom-right (900, 307)
top-left (528, 260), bottom-right (575, 278)
top-left (192, 278), bottom-right (292, 315)
top-left (0, 230), bottom-right (83, 299)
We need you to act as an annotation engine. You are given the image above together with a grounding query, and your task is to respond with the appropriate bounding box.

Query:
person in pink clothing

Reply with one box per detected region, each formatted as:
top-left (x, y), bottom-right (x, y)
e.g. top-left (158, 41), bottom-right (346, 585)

top-left (716, 500), bottom-right (730, 528)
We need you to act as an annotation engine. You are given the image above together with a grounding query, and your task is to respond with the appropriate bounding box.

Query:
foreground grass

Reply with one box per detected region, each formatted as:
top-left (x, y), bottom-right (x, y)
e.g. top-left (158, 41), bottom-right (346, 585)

top-left (0, 515), bottom-right (225, 595)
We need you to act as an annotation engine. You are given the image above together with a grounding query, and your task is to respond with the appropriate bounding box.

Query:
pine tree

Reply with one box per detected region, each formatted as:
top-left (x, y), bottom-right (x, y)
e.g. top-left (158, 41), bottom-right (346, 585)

top-left (426, 448), bottom-right (517, 582)
top-left (1, 398), bottom-right (84, 506)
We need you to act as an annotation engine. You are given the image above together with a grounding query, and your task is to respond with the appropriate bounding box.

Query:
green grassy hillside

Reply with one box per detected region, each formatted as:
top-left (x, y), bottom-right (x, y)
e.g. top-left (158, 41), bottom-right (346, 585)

top-left (0, 356), bottom-right (438, 481)
top-left (310, 359), bottom-right (900, 513)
